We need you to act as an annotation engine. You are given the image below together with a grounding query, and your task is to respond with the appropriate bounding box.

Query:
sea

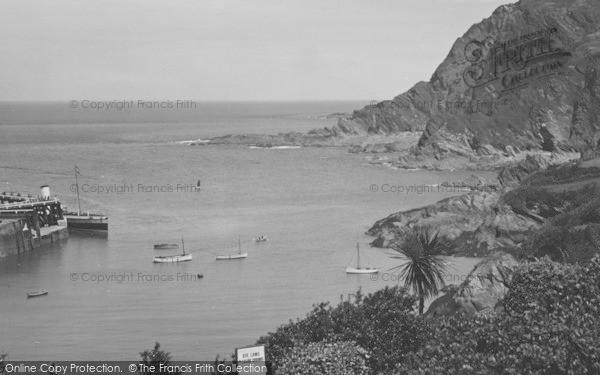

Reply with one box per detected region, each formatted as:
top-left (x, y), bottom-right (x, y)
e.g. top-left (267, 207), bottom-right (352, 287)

top-left (0, 101), bottom-right (485, 360)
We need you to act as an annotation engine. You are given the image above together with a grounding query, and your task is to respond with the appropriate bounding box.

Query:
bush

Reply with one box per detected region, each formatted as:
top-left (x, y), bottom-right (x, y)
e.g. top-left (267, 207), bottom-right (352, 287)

top-left (277, 341), bottom-right (369, 375)
top-left (139, 342), bottom-right (180, 375)
top-left (396, 256), bottom-right (600, 374)
top-left (257, 286), bottom-right (426, 374)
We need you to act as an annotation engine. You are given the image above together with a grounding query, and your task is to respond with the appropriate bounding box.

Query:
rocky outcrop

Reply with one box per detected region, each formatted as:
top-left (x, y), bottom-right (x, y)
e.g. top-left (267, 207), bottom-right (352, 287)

top-left (497, 154), bottom-right (550, 189)
top-left (370, 155), bottom-right (600, 257)
top-left (338, 0), bottom-right (600, 169)
top-left (317, 112), bottom-right (352, 119)
top-left (368, 156), bottom-right (600, 261)
top-left (368, 191), bottom-right (539, 256)
top-left (189, 1), bottom-right (600, 164)
top-left (512, 160), bottom-right (600, 262)
top-left (184, 1), bottom-right (600, 165)
top-left (427, 252), bottom-right (519, 316)
top-left (423, 159), bottom-right (600, 316)
top-left (440, 174), bottom-right (500, 192)
top-left (205, 131), bottom-right (342, 147)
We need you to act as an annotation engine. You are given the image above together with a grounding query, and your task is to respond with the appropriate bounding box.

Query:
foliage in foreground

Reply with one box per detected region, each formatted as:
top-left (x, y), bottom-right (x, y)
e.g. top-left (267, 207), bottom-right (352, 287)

top-left (396, 256), bottom-right (600, 374)
top-left (139, 343), bottom-right (237, 375)
top-left (0, 352), bottom-right (6, 375)
top-left (277, 340), bottom-right (369, 375)
top-left (256, 286), bottom-right (425, 374)
top-left (139, 342), bottom-right (181, 375)
top-left (388, 227), bottom-right (452, 314)
top-left (142, 255), bottom-right (600, 374)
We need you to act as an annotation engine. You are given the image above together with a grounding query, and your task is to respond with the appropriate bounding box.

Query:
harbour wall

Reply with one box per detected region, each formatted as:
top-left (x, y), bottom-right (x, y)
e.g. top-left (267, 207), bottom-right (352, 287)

top-left (0, 219), bottom-right (68, 258)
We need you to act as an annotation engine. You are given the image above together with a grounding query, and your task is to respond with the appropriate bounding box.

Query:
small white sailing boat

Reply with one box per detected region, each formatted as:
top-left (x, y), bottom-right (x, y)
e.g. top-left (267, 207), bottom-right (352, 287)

top-left (153, 237), bottom-right (192, 263)
top-left (346, 240), bottom-right (379, 274)
top-left (216, 236), bottom-right (248, 260)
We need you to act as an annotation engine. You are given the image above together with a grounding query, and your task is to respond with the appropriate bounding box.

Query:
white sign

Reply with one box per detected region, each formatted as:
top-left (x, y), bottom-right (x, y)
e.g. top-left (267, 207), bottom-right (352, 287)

top-left (236, 345), bottom-right (266, 375)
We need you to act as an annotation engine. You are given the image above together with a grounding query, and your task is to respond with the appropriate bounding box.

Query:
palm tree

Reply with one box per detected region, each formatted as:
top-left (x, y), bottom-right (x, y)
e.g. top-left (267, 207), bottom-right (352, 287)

top-left (389, 227), bottom-right (453, 315)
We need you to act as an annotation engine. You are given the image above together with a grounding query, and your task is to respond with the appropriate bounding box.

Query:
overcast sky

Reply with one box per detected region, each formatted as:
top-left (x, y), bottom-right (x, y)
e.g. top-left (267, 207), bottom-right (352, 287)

top-left (0, 0), bottom-right (508, 101)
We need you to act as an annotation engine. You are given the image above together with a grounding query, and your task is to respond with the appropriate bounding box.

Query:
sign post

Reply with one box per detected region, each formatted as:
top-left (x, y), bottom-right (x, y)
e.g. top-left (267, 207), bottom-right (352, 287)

top-left (236, 345), bottom-right (267, 375)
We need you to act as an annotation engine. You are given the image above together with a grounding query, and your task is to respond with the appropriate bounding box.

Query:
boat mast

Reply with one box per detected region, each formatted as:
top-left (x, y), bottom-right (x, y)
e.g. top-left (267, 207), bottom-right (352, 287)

top-left (238, 236), bottom-right (241, 254)
top-left (356, 240), bottom-right (361, 269)
top-left (74, 165), bottom-right (82, 215)
top-left (182, 236), bottom-right (185, 255)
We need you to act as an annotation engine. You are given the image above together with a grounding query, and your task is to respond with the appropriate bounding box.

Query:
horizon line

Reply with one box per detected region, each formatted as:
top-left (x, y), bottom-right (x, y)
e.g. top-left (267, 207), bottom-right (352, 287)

top-left (0, 99), bottom-right (374, 103)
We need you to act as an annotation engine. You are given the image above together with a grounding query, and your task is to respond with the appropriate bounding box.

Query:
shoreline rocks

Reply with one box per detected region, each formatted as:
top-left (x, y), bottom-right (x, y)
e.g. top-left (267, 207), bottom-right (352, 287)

top-left (367, 191), bottom-right (540, 257)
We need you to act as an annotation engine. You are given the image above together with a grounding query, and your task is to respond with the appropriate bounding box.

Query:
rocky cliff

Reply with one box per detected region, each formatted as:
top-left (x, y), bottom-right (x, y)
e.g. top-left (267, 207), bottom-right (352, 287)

top-left (337, 0), bottom-right (600, 169)
top-left (193, 0), bottom-right (600, 161)
top-left (368, 190), bottom-right (539, 256)
top-left (369, 155), bottom-right (600, 257)
top-left (427, 252), bottom-right (519, 316)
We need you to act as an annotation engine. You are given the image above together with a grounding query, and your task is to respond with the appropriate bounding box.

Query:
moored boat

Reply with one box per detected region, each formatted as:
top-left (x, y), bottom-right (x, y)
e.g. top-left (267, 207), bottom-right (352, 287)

top-left (153, 253), bottom-right (192, 263)
top-left (345, 266), bottom-right (379, 274)
top-left (216, 236), bottom-right (248, 260)
top-left (215, 253), bottom-right (248, 260)
top-left (346, 240), bottom-right (379, 274)
top-left (64, 212), bottom-right (108, 232)
top-left (153, 237), bottom-right (192, 263)
top-left (65, 166), bottom-right (108, 232)
top-left (154, 243), bottom-right (179, 249)
top-left (254, 235), bottom-right (268, 242)
top-left (27, 290), bottom-right (48, 298)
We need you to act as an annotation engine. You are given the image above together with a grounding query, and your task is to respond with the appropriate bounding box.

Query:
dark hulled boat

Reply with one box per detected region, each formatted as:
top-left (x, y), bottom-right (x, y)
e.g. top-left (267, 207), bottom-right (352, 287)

top-left (63, 212), bottom-right (108, 232)
top-left (154, 243), bottom-right (180, 249)
top-left (64, 165), bottom-right (108, 232)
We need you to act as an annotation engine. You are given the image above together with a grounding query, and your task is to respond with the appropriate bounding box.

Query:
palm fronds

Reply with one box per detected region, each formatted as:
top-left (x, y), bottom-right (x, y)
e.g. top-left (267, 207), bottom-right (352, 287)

top-left (388, 227), bottom-right (454, 314)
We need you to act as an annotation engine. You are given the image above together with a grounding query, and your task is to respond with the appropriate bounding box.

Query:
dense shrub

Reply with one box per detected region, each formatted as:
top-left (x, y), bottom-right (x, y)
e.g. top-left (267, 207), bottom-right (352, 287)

top-left (515, 194), bottom-right (600, 262)
top-left (143, 254), bottom-right (600, 374)
top-left (0, 352), bottom-right (6, 375)
top-left (500, 184), bottom-right (600, 221)
top-left (524, 223), bottom-right (600, 262)
top-left (396, 256), bottom-right (600, 374)
top-left (501, 181), bottom-right (600, 262)
top-left (277, 341), bottom-right (369, 375)
top-left (138, 342), bottom-right (181, 375)
top-left (524, 164), bottom-right (600, 187)
top-left (257, 286), bottom-right (426, 374)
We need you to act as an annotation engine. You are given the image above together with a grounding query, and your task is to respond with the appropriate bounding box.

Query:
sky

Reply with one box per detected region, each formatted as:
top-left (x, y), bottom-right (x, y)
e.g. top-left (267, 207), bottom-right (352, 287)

top-left (0, 0), bottom-right (509, 101)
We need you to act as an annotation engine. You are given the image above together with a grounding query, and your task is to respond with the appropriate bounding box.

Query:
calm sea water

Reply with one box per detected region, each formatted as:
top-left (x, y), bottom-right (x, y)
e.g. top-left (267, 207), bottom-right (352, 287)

top-left (0, 102), bottom-right (483, 360)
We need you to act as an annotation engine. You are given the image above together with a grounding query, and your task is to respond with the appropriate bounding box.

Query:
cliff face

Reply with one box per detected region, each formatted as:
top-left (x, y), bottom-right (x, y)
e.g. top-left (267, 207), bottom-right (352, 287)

top-left (427, 252), bottom-right (519, 316)
top-left (337, 0), bottom-right (600, 160)
top-left (369, 156), bottom-right (600, 257)
top-left (367, 190), bottom-right (539, 256)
